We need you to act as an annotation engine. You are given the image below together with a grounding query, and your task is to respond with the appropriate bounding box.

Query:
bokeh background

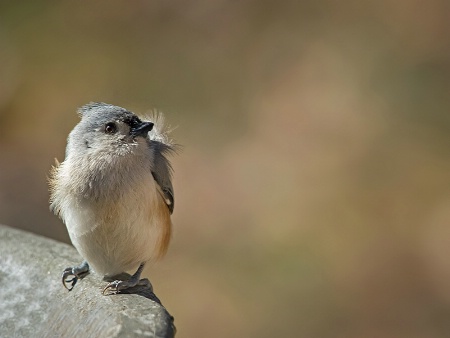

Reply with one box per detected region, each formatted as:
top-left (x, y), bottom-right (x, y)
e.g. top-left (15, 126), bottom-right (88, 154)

top-left (1, 1), bottom-right (450, 337)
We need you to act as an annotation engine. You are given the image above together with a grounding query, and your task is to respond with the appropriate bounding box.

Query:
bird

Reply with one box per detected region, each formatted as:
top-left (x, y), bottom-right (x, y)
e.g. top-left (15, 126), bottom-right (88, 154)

top-left (49, 102), bottom-right (176, 295)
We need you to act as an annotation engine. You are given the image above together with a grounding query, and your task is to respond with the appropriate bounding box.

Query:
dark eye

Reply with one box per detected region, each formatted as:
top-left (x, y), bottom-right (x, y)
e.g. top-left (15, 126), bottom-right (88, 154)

top-left (105, 122), bottom-right (117, 134)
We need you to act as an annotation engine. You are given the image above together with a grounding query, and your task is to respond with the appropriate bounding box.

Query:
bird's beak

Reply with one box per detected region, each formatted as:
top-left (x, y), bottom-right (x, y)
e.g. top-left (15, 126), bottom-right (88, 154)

top-left (131, 122), bottom-right (154, 138)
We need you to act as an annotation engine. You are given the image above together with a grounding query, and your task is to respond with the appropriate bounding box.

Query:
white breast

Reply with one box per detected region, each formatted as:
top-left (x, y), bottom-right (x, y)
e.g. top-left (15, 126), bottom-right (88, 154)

top-left (62, 168), bottom-right (170, 277)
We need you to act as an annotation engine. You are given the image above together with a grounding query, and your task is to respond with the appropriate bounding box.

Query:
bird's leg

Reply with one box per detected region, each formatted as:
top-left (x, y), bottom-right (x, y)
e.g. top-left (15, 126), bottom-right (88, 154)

top-left (62, 260), bottom-right (90, 291)
top-left (102, 263), bottom-right (152, 295)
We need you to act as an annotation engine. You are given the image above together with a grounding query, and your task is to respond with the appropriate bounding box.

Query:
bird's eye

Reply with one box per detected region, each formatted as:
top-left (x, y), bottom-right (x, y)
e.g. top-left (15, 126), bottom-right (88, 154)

top-left (105, 122), bottom-right (117, 134)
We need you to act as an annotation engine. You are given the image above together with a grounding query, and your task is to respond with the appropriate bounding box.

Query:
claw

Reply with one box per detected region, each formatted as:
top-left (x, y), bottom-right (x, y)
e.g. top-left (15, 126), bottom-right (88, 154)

top-left (62, 268), bottom-right (78, 291)
top-left (61, 261), bottom-right (90, 291)
top-left (102, 278), bottom-right (153, 296)
top-left (102, 280), bottom-right (121, 295)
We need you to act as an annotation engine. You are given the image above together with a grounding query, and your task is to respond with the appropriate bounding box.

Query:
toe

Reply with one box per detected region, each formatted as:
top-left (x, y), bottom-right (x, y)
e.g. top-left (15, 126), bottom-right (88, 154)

top-left (102, 280), bottom-right (120, 295)
top-left (62, 268), bottom-right (76, 290)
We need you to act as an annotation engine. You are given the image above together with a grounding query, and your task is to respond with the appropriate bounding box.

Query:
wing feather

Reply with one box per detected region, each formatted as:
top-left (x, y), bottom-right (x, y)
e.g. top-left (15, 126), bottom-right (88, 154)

top-left (150, 140), bottom-right (175, 214)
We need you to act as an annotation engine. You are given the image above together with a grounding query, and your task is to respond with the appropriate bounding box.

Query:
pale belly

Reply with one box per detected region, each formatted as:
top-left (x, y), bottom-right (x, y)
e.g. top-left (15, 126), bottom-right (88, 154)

top-left (64, 178), bottom-right (171, 277)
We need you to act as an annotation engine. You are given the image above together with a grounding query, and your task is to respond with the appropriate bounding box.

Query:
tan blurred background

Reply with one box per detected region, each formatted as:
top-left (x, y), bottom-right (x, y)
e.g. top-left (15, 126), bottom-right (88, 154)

top-left (1, 1), bottom-right (450, 337)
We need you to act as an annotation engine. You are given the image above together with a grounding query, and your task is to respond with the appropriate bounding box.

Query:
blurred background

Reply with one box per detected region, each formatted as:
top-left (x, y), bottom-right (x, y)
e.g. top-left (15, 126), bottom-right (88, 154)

top-left (1, 0), bottom-right (450, 337)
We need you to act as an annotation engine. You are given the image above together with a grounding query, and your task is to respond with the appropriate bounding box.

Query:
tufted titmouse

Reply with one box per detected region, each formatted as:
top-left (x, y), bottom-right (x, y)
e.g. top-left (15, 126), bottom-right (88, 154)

top-left (49, 102), bottom-right (176, 295)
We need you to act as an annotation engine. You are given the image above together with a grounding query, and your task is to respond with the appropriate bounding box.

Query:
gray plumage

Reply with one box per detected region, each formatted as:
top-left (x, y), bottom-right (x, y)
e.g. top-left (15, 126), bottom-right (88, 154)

top-left (49, 102), bottom-right (177, 293)
top-left (52, 102), bottom-right (175, 213)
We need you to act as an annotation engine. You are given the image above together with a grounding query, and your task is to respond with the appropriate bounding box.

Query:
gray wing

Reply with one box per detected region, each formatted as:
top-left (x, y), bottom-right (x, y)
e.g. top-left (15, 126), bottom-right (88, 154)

top-left (150, 140), bottom-right (175, 214)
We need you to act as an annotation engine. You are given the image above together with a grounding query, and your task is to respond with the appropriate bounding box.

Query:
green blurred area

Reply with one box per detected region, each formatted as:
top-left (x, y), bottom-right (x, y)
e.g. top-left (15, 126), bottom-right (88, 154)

top-left (1, 1), bottom-right (450, 337)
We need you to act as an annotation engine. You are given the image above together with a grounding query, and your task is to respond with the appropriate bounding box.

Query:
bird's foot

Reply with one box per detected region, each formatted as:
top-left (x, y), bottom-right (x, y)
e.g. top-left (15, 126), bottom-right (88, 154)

top-left (102, 277), bottom-right (152, 295)
top-left (62, 261), bottom-right (90, 291)
top-left (102, 263), bottom-right (151, 295)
